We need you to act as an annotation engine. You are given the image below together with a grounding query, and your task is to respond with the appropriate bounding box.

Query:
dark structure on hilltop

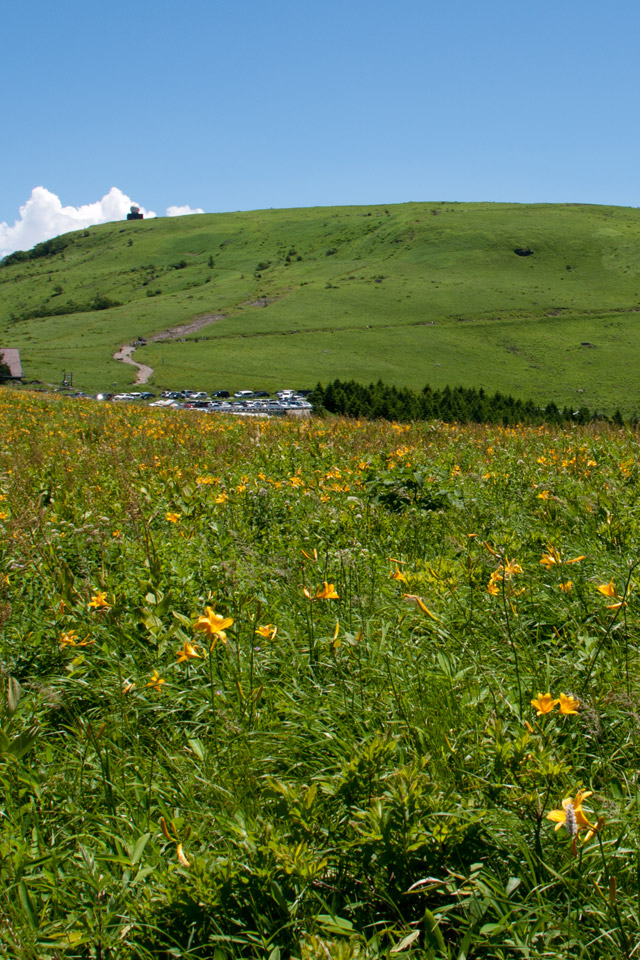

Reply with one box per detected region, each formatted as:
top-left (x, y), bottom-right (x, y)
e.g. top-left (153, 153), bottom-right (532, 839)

top-left (126, 205), bottom-right (144, 221)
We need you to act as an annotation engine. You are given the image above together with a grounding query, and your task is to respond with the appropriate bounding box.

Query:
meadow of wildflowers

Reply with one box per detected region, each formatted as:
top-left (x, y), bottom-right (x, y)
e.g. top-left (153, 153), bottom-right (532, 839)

top-left (2, 392), bottom-right (640, 958)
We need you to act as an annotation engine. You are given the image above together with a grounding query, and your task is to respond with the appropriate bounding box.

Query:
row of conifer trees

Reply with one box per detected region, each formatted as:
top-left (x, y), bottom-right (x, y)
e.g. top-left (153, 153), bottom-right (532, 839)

top-left (308, 379), bottom-right (625, 426)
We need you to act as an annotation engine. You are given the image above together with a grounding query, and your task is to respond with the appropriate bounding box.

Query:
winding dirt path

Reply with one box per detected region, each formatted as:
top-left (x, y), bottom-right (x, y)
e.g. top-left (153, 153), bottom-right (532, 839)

top-left (112, 345), bottom-right (154, 386)
top-left (112, 313), bottom-right (226, 385)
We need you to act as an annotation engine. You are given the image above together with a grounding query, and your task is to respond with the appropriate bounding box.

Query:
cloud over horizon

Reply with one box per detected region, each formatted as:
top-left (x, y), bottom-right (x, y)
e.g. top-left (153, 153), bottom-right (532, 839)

top-left (0, 187), bottom-right (204, 257)
top-left (166, 204), bottom-right (204, 217)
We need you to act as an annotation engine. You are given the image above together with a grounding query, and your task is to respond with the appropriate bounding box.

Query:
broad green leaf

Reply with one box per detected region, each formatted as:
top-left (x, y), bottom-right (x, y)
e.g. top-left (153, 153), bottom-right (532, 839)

top-left (391, 929), bottom-right (421, 953)
top-left (18, 882), bottom-right (37, 929)
top-left (506, 876), bottom-right (521, 896)
top-left (130, 832), bottom-right (151, 865)
top-left (316, 913), bottom-right (355, 937)
top-left (423, 908), bottom-right (445, 953)
top-left (187, 738), bottom-right (205, 761)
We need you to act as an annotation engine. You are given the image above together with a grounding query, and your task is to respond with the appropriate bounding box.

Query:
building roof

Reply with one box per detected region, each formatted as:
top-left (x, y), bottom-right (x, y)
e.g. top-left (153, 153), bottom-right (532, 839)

top-left (0, 349), bottom-right (22, 378)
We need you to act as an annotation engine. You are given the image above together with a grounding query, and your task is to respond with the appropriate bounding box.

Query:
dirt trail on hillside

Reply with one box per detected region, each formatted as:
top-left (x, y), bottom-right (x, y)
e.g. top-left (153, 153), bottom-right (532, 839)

top-left (113, 313), bottom-right (226, 384)
top-left (112, 345), bottom-right (154, 385)
top-left (149, 313), bottom-right (226, 341)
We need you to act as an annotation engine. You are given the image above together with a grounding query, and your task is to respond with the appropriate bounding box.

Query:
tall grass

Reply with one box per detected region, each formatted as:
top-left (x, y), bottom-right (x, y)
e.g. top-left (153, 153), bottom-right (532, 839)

top-left (1, 393), bottom-right (640, 957)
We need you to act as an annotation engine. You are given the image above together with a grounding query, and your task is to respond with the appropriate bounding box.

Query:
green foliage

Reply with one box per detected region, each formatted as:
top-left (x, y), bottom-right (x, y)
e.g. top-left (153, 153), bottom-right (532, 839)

top-left (90, 293), bottom-right (120, 311)
top-left (1, 394), bottom-right (640, 956)
top-left (314, 378), bottom-right (567, 426)
top-left (364, 462), bottom-right (455, 511)
top-left (0, 234), bottom-right (72, 268)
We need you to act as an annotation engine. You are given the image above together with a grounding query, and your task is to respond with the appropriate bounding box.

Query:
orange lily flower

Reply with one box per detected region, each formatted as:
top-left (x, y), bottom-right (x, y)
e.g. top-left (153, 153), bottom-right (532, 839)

top-left (192, 606), bottom-right (233, 648)
top-left (176, 641), bottom-right (204, 664)
top-left (558, 693), bottom-right (580, 715)
top-left (531, 692), bottom-right (559, 716)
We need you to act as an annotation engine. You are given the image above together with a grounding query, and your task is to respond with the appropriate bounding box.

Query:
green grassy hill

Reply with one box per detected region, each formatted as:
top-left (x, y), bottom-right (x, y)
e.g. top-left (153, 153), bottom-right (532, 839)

top-left (2, 201), bottom-right (640, 412)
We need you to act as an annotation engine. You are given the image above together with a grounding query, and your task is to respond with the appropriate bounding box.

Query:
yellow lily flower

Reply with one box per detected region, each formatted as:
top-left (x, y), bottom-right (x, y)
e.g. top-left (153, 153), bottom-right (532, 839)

top-left (596, 580), bottom-right (627, 609)
top-left (503, 559), bottom-right (523, 579)
top-left (596, 580), bottom-right (616, 598)
top-left (255, 624), bottom-right (277, 640)
top-left (192, 606), bottom-right (233, 649)
top-left (176, 641), bottom-right (204, 664)
top-left (558, 692), bottom-right (580, 715)
top-left (305, 582), bottom-right (339, 600)
top-left (145, 670), bottom-right (165, 692)
top-left (88, 590), bottom-right (110, 610)
top-left (547, 790), bottom-right (601, 853)
top-left (531, 692), bottom-right (559, 716)
top-left (540, 546), bottom-right (561, 570)
top-left (60, 631), bottom-right (94, 648)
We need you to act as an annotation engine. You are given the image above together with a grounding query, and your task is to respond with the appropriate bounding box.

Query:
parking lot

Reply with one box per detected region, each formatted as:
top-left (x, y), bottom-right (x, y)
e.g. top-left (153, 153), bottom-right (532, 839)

top-left (92, 388), bottom-right (314, 416)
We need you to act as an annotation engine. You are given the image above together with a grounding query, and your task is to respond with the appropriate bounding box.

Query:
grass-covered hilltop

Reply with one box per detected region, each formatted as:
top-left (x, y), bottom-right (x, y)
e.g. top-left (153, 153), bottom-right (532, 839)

top-left (2, 201), bottom-right (640, 413)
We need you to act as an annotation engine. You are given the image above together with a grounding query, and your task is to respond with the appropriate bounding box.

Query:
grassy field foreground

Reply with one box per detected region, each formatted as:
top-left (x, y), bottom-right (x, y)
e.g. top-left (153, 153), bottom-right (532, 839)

top-left (2, 394), bottom-right (640, 957)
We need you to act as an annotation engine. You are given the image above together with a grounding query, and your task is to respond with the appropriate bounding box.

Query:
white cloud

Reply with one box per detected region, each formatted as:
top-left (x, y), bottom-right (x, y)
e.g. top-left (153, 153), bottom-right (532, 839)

top-left (0, 186), bottom-right (165, 258)
top-left (166, 204), bottom-right (205, 217)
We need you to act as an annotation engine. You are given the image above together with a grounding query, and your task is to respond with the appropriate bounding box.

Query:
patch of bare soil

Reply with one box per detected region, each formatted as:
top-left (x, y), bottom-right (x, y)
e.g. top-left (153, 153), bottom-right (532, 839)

top-left (239, 297), bottom-right (280, 308)
top-left (151, 313), bottom-right (226, 342)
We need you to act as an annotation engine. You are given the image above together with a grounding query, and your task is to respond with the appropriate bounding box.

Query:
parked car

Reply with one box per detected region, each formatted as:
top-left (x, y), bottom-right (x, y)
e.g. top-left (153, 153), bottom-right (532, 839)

top-left (234, 390), bottom-right (254, 398)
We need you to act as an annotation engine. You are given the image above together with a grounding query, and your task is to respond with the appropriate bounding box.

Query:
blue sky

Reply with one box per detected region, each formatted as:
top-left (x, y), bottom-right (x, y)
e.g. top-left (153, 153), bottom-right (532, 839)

top-left (2, 0), bottom-right (639, 252)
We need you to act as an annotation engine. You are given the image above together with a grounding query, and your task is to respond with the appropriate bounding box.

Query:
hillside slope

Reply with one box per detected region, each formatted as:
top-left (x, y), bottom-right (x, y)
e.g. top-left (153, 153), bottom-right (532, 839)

top-left (2, 201), bottom-right (640, 412)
